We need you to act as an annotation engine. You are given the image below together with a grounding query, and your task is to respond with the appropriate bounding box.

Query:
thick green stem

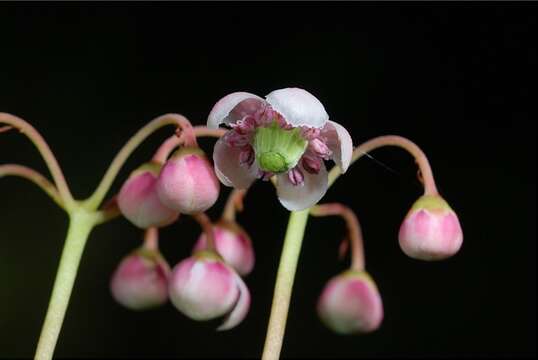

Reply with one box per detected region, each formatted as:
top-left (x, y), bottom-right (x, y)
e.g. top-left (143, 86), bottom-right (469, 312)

top-left (34, 210), bottom-right (97, 360)
top-left (262, 209), bottom-right (310, 360)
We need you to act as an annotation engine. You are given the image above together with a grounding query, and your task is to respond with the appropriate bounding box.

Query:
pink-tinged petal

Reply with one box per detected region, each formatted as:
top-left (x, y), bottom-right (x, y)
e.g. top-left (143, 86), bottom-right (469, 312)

top-left (276, 162), bottom-right (328, 211)
top-left (169, 258), bottom-right (238, 320)
top-left (317, 271), bottom-right (383, 334)
top-left (265, 88), bottom-right (329, 128)
top-left (118, 171), bottom-right (180, 229)
top-left (193, 225), bottom-right (255, 276)
top-left (398, 204), bottom-right (463, 261)
top-left (217, 271), bottom-right (251, 331)
top-left (322, 120), bottom-right (353, 172)
top-left (156, 151), bottom-right (220, 214)
top-left (110, 251), bottom-right (170, 310)
top-left (213, 137), bottom-right (259, 189)
top-left (207, 92), bottom-right (264, 129)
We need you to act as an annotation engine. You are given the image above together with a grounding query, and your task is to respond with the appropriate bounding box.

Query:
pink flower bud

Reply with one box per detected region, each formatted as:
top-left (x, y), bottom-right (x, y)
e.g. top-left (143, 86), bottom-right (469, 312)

top-left (156, 147), bottom-right (220, 214)
top-left (192, 220), bottom-right (255, 276)
top-left (168, 251), bottom-right (250, 331)
top-left (398, 195), bottom-right (463, 260)
top-left (110, 248), bottom-right (170, 310)
top-left (317, 270), bottom-right (383, 334)
top-left (118, 162), bottom-right (180, 229)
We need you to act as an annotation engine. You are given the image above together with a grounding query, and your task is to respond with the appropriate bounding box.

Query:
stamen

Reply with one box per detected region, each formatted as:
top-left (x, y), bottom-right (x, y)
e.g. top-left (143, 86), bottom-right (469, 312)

top-left (239, 146), bottom-right (255, 168)
top-left (288, 167), bottom-right (305, 186)
top-left (224, 131), bottom-right (250, 148)
top-left (302, 155), bottom-right (321, 174)
top-left (257, 170), bottom-right (274, 181)
top-left (233, 116), bottom-right (257, 135)
top-left (301, 127), bottom-right (320, 140)
top-left (309, 138), bottom-right (331, 158)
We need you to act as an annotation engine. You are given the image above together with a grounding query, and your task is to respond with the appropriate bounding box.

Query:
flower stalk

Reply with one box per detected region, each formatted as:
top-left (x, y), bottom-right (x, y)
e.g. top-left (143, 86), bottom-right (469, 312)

top-left (310, 203), bottom-right (365, 271)
top-left (328, 135), bottom-right (438, 195)
top-left (262, 209), bottom-right (310, 360)
top-left (34, 208), bottom-right (99, 360)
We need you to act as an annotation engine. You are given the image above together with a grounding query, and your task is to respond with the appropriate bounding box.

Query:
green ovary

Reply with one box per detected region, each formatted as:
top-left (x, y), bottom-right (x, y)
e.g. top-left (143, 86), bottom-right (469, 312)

top-left (253, 122), bottom-right (308, 174)
top-left (258, 152), bottom-right (287, 173)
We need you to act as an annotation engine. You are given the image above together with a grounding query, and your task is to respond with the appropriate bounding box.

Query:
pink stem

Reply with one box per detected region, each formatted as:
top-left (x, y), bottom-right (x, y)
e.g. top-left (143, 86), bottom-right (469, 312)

top-left (0, 125), bottom-right (13, 133)
top-left (152, 126), bottom-right (227, 163)
top-left (143, 227), bottom-right (159, 251)
top-left (0, 113), bottom-right (75, 208)
top-left (0, 164), bottom-right (64, 208)
top-left (328, 135), bottom-right (438, 195)
top-left (192, 213), bottom-right (216, 252)
top-left (222, 189), bottom-right (247, 222)
top-left (310, 203), bottom-right (365, 271)
top-left (152, 135), bottom-right (182, 163)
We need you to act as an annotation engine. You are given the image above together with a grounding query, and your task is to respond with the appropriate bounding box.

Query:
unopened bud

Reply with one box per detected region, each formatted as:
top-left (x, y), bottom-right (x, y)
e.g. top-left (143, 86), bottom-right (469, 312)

top-left (399, 195), bottom-right (463, 260)
top-left (168, 251), bottom-right (250, 330)
top-left (118, 162), bottom-right (180, 229)
top-left (317, 270), bottom-right (383, 334)
top-left (110, 248), bottom-right (170, 310)
top-left (192, 221), bottom-right (255, 276)
top-left (156, 147), bottom-right (220, 214)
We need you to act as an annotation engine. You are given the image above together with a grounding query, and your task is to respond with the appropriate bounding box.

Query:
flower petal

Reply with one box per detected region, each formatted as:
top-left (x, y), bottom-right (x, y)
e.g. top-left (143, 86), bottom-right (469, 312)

top-left (265, 88), bottom-right (329, 128)
top-left (217, 271), bottom-right (251, 331)
top-left (276, 162), bottom-right (328, 211)
top-left (207, 92), bottom-right (264, 129)
top-left (213, 137), bottom-right (259, 189)
top-left (322, 120), bottom-right (353, 173)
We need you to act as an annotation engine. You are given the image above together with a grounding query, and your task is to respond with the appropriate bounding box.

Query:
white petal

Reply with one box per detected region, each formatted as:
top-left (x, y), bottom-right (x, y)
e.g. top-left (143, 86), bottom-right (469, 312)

top-left (207, 92), bottom-right (264, 129)
top-left (322, 120), bottom-right (353, 173)
top-left (213, 137), bottom-right (258, 189)
top-left (265, 88), bottom-right (329, 128)
top-left (276, 163), bottom-right (328, 211)
top-left (217, 271), bottom-right (251, 331)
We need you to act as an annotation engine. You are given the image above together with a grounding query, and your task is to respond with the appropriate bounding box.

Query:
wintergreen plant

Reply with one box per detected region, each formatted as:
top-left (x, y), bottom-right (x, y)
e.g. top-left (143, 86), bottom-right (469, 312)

top-left (0, 87), bottom-right (463, 359)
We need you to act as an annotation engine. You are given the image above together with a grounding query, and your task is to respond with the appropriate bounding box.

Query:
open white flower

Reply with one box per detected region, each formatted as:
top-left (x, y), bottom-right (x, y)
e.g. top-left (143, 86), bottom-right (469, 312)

top-left (208, 88), bottom-right (353, 211)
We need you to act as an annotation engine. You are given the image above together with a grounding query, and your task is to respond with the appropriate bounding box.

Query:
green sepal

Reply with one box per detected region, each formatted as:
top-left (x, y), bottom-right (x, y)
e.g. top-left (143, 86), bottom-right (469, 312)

top-left (410, 195), bottom-right (453, 213)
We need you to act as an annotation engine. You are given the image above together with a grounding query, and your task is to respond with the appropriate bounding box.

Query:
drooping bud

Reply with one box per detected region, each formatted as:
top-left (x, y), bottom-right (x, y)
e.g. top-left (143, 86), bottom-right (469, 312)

top-left (253, 121), bottom-right (307, 173)
top-left (192, 220), bottom-right (255, 276)
top-left (118, 162), bottom-right (180, 229)
top-left (168, 251), bottom-right (250, 331)
top-left (398, 195), bottom-right (463, 261)
top-left (317, 270), bottom-right (383, 334)
top-left (156, 147), bottom-right (220, 215)
top-left (110, 247), bottom-right (170, 310)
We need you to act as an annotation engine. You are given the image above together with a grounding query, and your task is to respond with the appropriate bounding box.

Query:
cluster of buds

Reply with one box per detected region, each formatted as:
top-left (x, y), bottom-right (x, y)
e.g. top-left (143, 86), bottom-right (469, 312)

top-left (117, 148), bottom-right (220, 229)
top-left (110, 114), bottom-right (255, 330)
top-left (110, 217), bottom-right (255, 329)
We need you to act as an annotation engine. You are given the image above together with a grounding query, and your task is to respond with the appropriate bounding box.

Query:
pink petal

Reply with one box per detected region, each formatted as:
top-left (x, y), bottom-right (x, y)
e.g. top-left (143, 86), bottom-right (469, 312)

top-left (276, 162), bottom-right (328, 211)
top-left (322, 120), bottom-right (353, 173)
top-left (213, 137), bottom-right (259, 189)
top-left (207, 92), bottom-right (264, 129)
top-left (265, 88), bottom-right (329, 128)
top-left (217, 271), bottom-right (251, 331)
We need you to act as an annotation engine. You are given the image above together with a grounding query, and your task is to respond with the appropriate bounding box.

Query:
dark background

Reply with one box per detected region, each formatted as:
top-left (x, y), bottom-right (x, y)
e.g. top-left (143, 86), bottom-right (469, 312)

top-left (0, 3), bottom-right (535, 359)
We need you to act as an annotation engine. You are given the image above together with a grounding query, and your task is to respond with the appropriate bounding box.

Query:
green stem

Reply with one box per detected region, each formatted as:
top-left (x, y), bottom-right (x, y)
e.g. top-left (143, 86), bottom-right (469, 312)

top-left (34, 209), bottom-right (97, 360)
top-left (262, 209), bottom-right (310, 360)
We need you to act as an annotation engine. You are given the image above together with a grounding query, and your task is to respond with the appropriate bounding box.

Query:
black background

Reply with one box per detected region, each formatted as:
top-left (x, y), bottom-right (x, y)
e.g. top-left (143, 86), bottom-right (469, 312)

top-left (0, 3), bottom-right (535, 359)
